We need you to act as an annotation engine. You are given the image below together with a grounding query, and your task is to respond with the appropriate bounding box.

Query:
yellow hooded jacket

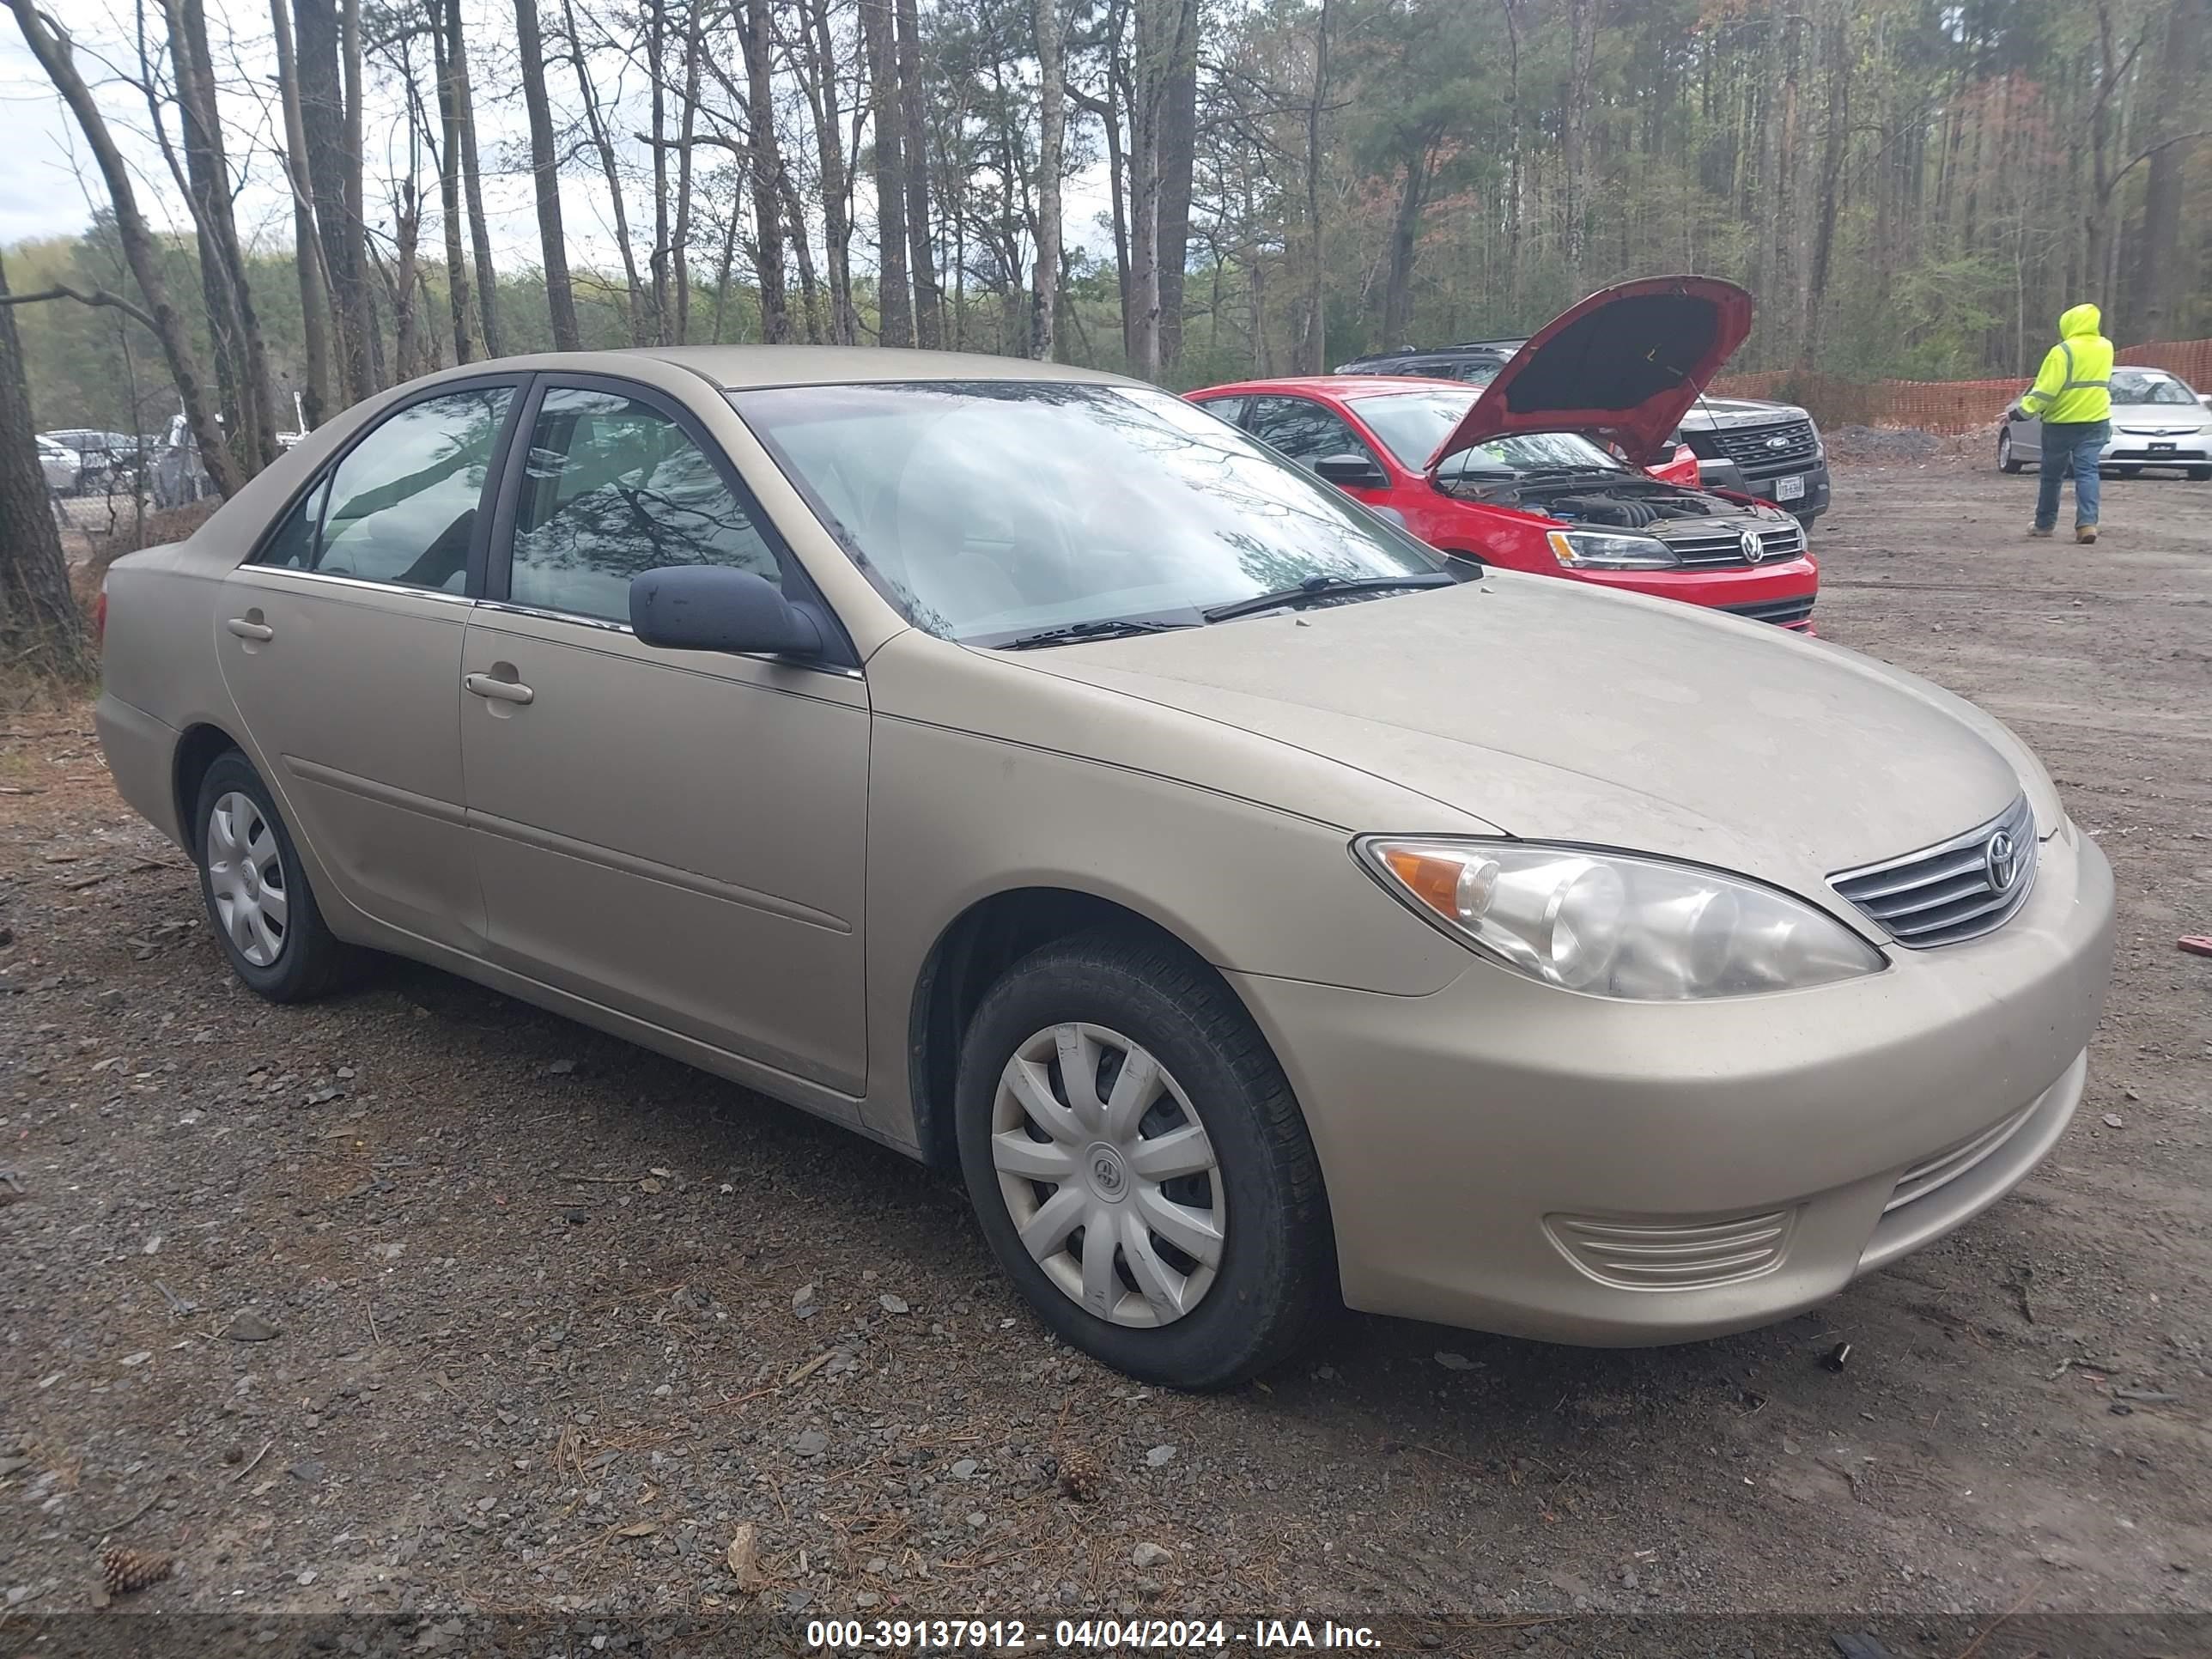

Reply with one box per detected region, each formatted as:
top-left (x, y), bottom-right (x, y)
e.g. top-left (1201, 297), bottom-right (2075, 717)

top-left (2020, 304), bottom-right (2113, 424)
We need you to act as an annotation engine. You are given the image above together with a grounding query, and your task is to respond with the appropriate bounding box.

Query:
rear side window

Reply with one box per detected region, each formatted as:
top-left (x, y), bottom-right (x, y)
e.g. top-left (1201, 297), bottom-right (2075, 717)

top-left (504, 386), bottom-right (781, 623)
top-left (1243, 396), bottom-right (1382, 468)
top-left (256, 386), bottom-right (511, 591)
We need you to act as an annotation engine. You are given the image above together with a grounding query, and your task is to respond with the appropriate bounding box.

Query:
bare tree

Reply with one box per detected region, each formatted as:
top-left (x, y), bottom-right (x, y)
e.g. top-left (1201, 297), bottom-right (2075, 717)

top-left (735, 0), bottom-right (794, 342)
top-left (793, 0), bottom-right (860, 343)
top-left (515, 0), bottom-right (583, 349)
top-left (428, 0), bottom-right (474, 363)
top-left (896, 0), bottom-right (941, 347)
top-left (563, 0), bottom-right (648, 342)
top-left (862, 0), bottom-right (913, 347)
top-left (442, 0), bottom-right (500, 354)
top-left (5, 0), bottom-right (238, 495)
top-left (1030, 0), bottom-right (1066, 360)
top-left (270, 0), bottom-right (334, 422)
top-left (297, 0), bottom-right (374, 401)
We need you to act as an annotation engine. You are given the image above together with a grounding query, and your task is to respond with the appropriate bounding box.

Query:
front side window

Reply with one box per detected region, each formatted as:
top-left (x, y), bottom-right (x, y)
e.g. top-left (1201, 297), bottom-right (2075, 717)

top-left (270, 386), bottom-right (512, 590)
top-left (732, 380), bottom-right (1443, 645)
top-left (506, 386), bottom-right (781, 623)
top-left (1243, 396), bottom-right (1382, 468)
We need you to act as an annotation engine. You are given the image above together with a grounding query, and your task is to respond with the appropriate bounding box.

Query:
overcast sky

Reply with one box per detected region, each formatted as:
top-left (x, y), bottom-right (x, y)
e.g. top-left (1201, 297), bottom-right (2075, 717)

top-left (1, 1), bottom-right (1111, 280)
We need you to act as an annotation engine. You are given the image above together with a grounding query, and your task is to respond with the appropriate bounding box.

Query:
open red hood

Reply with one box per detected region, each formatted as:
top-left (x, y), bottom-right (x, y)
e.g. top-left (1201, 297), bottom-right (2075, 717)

top-left (1426, 276), bottom-right (1753, 471)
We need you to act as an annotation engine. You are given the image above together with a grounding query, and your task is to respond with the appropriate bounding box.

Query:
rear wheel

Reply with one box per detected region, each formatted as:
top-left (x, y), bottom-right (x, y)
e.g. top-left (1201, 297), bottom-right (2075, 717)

top-left (1997, 429), bottom-right (2024, 473)
top-left (192, 750), bottom-right (356, 1001)
top-left (954, 929), bottom-right (1334, 1390)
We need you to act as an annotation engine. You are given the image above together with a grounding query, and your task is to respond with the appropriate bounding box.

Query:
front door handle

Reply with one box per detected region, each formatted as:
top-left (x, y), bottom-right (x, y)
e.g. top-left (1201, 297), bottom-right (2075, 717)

top-left (464, 672), bottom-right (534, 706)
top-left (226, 617), bottom-right (275, 642)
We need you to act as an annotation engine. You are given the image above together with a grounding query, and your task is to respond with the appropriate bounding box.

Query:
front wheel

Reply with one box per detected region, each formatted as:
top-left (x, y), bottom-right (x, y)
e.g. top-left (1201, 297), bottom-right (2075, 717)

top-left (192, 750), bottom-right (357, 1001)
top-left (954, 930), bottom-right (1335, 1389)
top-left (1997, 429), bottom-right (2024, 473)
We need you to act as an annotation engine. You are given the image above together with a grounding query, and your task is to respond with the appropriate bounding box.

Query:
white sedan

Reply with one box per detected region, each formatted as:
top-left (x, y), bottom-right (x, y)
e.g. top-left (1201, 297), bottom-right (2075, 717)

top-left (1999, 367), bottom-right (2212, 479)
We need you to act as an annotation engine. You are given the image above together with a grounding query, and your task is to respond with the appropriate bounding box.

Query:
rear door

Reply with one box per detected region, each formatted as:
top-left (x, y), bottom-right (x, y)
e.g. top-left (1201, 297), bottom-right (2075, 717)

top-left (458, 375), bottom-right (871, 1100)
top-left (216, 379), bottom-right (523, 953)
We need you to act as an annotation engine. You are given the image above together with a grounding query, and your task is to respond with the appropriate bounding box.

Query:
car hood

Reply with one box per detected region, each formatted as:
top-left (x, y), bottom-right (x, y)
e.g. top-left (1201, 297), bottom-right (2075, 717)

top-left (1013, 578), bottom-right (2029, 909)
top-left (1676, 397), bottom-right (1813, 431)
top-left (1431, 276), bottom-right (1754, 470)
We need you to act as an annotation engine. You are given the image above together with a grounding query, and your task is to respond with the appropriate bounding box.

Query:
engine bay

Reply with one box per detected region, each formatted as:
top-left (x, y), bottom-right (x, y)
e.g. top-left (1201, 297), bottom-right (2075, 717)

top-left (1441, 472), bottom-right (1778, 529)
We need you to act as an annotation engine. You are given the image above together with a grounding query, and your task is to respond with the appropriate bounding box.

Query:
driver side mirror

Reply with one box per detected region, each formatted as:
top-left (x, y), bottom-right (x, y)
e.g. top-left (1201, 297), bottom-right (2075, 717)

top-left (1311, 452), bottom-right (1389, 489)
top-left (629, 565), bottom-right (823, 659)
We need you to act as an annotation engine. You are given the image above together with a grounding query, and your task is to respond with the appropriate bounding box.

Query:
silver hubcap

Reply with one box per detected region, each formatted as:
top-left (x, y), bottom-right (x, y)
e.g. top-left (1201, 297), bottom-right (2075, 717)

top-left (205, 792), bottom-right (289, 968)
top-left (991, 1023), bottom-right (1225, 1328)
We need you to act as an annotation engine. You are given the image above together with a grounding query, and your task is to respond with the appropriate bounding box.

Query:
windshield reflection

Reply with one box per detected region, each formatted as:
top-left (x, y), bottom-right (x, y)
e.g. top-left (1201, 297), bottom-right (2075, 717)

top-left (730, 382), bottom-right (1445, 645)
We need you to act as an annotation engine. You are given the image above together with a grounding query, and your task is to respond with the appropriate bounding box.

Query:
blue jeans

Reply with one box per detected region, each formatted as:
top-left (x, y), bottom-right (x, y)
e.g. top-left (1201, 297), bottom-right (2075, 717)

top-left (2036, 419), bottom-right (2111, 530)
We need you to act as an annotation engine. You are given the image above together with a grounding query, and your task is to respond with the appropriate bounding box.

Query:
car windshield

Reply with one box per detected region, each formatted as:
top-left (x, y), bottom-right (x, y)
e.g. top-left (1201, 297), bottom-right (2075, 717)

top-left (731, 381), bottom-right (1446, 645)
top-left (1349, 387), bottom-right (1625, 477)
top-left (2108, 371), bottom-right (2197, 406)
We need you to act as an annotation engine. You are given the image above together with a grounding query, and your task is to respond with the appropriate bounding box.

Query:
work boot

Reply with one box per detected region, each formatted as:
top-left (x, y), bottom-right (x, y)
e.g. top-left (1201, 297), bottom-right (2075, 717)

top-left (2075, 525), bottom-right (2098, 544)
top-left (2028, 525), bottom-right (2055, 538)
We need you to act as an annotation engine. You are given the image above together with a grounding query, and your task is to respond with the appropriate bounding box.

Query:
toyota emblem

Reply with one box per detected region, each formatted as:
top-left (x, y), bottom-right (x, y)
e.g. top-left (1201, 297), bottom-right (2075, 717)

top-left (1740, 528), bottom-right (1766, 563)
top-left (1984, 830), bottom-right (2020, 894)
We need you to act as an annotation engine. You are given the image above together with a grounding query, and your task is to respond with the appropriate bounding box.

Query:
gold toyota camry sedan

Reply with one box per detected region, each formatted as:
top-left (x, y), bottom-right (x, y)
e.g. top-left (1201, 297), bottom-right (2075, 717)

top-left (94, 345), bottom-right (2115, 1389)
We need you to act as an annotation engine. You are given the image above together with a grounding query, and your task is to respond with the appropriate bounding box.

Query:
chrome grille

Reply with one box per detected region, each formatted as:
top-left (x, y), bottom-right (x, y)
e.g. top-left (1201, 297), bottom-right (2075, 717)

top-left (1690, 418), bottom-right (1821, 480)
top-left (1546, 1209), bottom-right (1795, 1291)
top-left (1830, 794), bottom-right (2038, 948)
top-left (1658, 520), bottom-right (1808, 568)
top-left (1721, 595), bottom-right (1815, 629)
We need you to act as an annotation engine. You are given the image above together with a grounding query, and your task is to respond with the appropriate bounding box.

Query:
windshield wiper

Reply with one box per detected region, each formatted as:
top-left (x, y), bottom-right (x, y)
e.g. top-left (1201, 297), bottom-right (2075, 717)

top-left (1200, 571), bottom-right (1456, 624)
top-left (998, 617), bottom-right (1193, 650)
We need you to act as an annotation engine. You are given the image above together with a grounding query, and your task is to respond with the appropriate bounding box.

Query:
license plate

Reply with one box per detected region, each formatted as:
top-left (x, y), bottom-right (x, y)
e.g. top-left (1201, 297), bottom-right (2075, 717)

top-left (1775, 473), bottom-right (1806, 501)
top-left (2151, 441), bottom-right (2177, 453)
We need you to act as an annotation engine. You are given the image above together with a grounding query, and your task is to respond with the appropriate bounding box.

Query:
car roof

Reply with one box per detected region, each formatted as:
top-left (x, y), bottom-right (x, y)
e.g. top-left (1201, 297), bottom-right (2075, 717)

top-left (1191, 374), bottom-right (1477, 400)
top-left (459, 345), bottom-right (1137, 392)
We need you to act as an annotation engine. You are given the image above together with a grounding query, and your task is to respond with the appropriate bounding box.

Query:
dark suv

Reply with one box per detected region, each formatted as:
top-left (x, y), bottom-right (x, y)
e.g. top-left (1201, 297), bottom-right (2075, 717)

top-left (1337, 340), bottom-right (1832, 528)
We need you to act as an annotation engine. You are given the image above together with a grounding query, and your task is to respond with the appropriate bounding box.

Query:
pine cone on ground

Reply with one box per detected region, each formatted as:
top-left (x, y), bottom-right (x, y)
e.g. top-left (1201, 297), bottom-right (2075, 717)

top-left (100, 1547), bottom-right (173, 1595)
top-left (1056, 1446), bottom-right (1103, 1503)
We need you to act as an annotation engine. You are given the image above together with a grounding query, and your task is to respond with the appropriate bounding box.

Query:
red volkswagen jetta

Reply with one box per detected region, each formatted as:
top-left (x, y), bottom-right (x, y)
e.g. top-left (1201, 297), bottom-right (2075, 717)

top-left (1188, 277), bottom-right (1820, 630)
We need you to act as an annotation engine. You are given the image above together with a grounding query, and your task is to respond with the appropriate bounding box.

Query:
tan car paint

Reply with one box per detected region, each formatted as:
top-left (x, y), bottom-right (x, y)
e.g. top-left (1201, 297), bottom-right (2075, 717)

top-left (94, 345), bottom-right (2117, 1349)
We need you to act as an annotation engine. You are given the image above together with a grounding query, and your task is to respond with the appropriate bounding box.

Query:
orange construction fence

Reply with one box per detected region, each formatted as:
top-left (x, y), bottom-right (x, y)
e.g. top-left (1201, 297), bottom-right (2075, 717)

top-left (1709, 339), bottom-right (2212, 434)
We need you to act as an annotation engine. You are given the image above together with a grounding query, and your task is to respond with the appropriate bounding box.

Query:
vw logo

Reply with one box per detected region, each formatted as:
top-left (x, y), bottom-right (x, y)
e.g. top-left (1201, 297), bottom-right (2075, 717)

top-left (1765, 434), bottom-right (1793, 450)
top-left (1984, 830), bottom-right (2020, 894)
top-left (1740, 528), bottom-right (1766, 563)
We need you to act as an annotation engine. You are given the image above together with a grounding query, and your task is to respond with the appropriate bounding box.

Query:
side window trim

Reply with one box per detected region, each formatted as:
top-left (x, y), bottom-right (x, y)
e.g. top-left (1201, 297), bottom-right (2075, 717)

top-left (241, 371), bottom-right (532, 597)
top-left (480, 372), bottom-right (860, 671)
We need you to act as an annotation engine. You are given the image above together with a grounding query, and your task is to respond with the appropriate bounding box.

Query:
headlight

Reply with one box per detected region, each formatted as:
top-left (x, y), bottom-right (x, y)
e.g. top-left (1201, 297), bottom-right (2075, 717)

top-left (1545, 529), bottom-right (1680, 569)
top-left (1358, 838), bottom-right (1886, 1000)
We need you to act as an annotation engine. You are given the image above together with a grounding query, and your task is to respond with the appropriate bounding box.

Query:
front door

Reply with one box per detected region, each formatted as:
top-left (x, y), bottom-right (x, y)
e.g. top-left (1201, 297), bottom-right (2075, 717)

top-left (216, 381), bottom-right (520, 952)
top-left (458, 379), bottom-right (871, 1097)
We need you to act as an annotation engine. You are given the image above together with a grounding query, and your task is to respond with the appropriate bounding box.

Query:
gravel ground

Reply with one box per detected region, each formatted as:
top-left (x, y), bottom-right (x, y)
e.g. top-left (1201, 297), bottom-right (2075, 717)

top-left (1, 459), bottom-right (2208, 1649)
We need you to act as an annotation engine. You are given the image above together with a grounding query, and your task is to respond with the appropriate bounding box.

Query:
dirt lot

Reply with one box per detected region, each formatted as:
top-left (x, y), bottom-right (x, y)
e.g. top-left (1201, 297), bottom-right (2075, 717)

top-left (2, 458), bottom-right (2209, 1649)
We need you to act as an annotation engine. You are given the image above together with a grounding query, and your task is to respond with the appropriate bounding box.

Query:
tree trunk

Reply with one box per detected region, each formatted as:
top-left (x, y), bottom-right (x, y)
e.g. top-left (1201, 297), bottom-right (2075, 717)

top-left (862, 0), bottom-right (912, 347)
top-left (166, 0), bottom-right (276, 471)
top-left (737, 0), bottom-right (793, 343)
top-left (445, 0), bottom-right (501, 355)
top-left (270, 0), bottom-right (333, 425)
top-left (5, 0), bottom-right (238, 495)
top-left (297, 0), bottom-right (371, 404)
top-left (514, 0), bottom-right (581, 349)
top-left (0, 251), bottom-right (94, 681)
top-left (1031, 0), bottom-right (1065, 360)
top-left (1800, 14), bottom-right (1851, 370)
top-left (429, 0), bottom-right (474, 364)
top-left (1302, 0), bottom-right (1330, 374)
top-left (342, 0), bottom-right (380, 389)
top-left (2134, 0), bottom-right (2205, 340)
top-left (896, 0), bottom-right (940, 348)
top-left (671, 0), bottom-right (703, 344)
top-left (801, 0), bottom-right (859, 343)
top-left (1381, 148), bottom-right (1431, 345)
top-left (1155, 0), bottom-right (1198, 371)
top-left (1563, 0), bottom-right (1595, 300)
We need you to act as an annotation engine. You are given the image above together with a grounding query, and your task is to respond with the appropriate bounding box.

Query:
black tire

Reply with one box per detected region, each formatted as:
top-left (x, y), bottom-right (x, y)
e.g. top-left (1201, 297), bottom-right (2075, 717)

top-left (954, 928), bottom-right (1335, 1390)
top-left (1997, 431), bottom-right (2024, 474)
top-left (191, 750), bottom-right (357, 1001)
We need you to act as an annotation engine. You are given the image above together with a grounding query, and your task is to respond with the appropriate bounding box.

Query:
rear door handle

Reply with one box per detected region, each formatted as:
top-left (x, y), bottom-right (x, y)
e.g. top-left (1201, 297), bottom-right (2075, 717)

top-left (464, 672), bottom-right (534, 706)
top-left (225, 617), bottom-right (274, 641)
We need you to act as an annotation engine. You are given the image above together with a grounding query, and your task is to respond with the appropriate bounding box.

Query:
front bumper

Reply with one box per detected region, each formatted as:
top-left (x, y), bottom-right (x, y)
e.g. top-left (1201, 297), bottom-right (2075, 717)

top-left (1229, 821), bottom-right (2114, 1346)
top-left (1564, 558), bottom-right (1820, 631)
top-left (1696, 457), bottom-right (1832, 520)
top-left (2100, 434), bottom-right (2212, 469)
